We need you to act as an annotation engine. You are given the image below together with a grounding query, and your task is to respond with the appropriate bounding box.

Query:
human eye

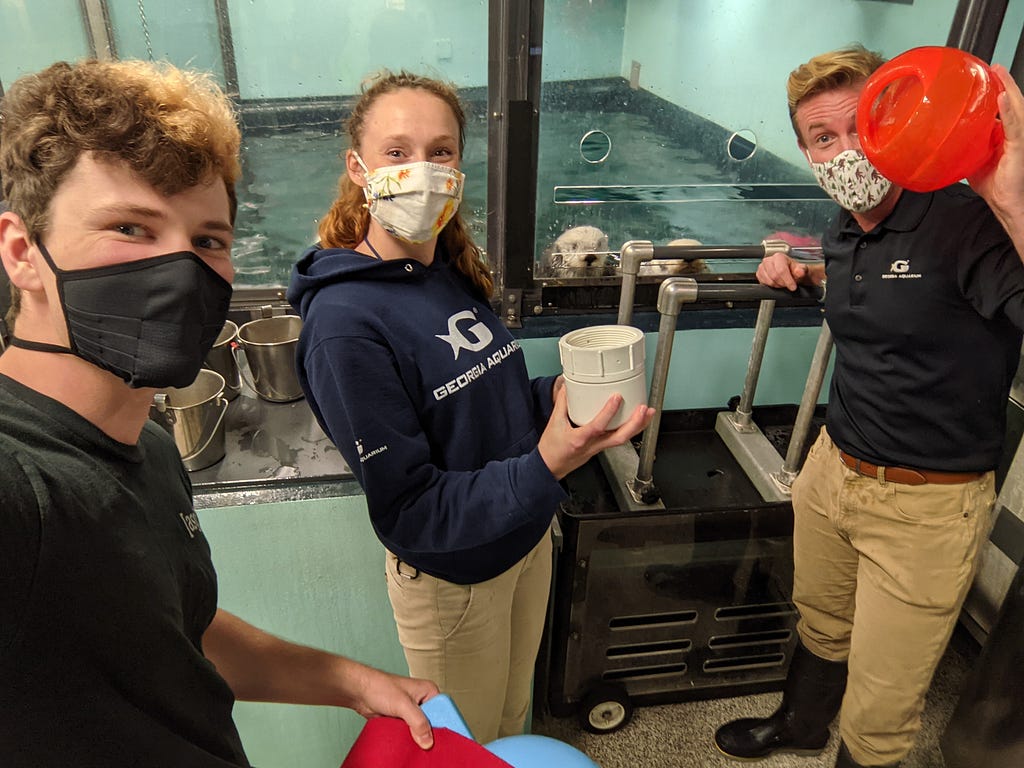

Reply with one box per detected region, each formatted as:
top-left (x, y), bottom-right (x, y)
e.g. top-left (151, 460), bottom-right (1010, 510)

top-left (385, 148), bottom-right (406, 160)
top-left (112, 223), bottom-right (148, 238)
top-left (194, 234), bottom-right (231, 252)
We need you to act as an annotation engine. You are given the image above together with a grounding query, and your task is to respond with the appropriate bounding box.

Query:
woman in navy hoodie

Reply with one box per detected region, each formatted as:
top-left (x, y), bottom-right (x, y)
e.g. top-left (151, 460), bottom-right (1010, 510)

top-left (288, 71), bottom-right (654, 743)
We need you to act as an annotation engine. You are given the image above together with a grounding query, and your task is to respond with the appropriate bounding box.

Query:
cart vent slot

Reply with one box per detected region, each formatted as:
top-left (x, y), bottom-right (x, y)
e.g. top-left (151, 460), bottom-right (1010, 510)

top-left (606, 639), bottom-right (692, 659)
top-left (708, 630), bottom-right (792, 649)
top-left (703, 652), bottom-right (786, 673)
top-left (713, 602), bottom-right (796, 621)
top-left (603, 663), bottom-right (688, 681)
top-left (609, 610), bottom-right (698, 629)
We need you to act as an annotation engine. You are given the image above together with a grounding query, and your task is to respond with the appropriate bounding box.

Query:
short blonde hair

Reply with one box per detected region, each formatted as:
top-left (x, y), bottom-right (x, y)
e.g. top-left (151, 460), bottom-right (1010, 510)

top-left (787, 45), bottom-right (886, 145)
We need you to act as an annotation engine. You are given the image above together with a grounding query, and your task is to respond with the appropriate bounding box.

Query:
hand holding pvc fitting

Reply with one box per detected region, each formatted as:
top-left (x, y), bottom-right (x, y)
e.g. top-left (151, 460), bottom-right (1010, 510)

top-left (537, 385), bottom-right (654, 481)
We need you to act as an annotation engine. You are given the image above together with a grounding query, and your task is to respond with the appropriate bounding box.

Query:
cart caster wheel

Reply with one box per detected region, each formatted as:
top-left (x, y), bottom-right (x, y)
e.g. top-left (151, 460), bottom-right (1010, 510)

top-left (578, 683), bottom-right (633, 734)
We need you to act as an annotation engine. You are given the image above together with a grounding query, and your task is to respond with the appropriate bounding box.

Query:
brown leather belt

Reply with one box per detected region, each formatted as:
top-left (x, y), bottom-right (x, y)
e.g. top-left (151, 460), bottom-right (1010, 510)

top-left (838, 450), bottom-right (983, 486)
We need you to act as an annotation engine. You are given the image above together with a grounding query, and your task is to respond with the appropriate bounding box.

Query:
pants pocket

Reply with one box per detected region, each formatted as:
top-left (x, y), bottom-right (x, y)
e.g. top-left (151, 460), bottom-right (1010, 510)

top-left (436, 579), bottom-right (474, 640)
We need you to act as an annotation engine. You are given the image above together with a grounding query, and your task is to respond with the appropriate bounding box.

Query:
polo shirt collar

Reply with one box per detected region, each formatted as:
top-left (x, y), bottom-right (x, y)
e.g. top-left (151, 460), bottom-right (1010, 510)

top-left (836, 187), bottom-right (930, 237)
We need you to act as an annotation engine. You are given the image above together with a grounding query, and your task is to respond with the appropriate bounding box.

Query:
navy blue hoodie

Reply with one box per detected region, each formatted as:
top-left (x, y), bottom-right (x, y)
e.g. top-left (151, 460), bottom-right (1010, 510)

top-left (288, 246), bottom-right (566, 584)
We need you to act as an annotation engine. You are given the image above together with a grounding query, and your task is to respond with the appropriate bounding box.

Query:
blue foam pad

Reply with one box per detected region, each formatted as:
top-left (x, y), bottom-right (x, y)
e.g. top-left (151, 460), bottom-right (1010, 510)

top-left (486, 734), bottom-right (601, 767)
top-left (420, 693), bottom-right (474, 740)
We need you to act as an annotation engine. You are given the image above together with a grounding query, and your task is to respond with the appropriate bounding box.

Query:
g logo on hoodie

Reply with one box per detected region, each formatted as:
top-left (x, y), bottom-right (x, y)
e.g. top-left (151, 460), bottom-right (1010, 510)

top-left (436, 309), bottom-right (493, 359)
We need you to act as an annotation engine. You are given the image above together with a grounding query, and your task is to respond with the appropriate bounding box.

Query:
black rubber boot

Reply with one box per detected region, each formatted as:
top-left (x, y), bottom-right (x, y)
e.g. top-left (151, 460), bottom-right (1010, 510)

top-left (834, 740), bottom-right (901, 767)
top-left (714, 642), bottom-right (848, 761)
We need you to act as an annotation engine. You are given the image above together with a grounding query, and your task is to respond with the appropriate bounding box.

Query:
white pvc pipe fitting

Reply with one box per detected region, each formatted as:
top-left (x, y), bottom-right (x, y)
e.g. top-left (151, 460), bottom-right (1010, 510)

top-left (558, 324), bottom-right (647, 429)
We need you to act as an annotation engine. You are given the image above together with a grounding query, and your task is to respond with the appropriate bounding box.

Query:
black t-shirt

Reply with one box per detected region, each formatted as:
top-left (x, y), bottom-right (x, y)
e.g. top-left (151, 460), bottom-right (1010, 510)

top-left (0, 374), bottom-right (249, 767)
top-left (823, 185), bottom-right (1024, 471)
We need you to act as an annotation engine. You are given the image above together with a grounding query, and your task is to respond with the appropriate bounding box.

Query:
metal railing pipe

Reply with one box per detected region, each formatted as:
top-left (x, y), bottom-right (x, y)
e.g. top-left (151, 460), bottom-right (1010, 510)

top-left (630, 278), bottom-right (697, 502)
top-left (617, 240), bottom-right (653, 326)
top-left (627, 280), bottom-right (824, 504)
top-left (731, 299), bottom-right (776, 431)
top-left (775, 320), bottom-right (834, 487)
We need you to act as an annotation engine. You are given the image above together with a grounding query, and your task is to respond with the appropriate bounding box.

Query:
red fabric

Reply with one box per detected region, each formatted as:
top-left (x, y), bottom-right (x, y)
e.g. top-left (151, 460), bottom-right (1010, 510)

top-left (341, 717), bottom-right (514, 768)
top-left (764, 230), bottom-right (821, 248)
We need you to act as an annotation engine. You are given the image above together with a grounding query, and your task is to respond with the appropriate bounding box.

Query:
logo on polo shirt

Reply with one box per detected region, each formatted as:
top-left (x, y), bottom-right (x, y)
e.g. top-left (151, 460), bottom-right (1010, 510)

top-left (881, 258), bottom-right (922, 280)
top-left (179, 511), bottom-right (202, 539)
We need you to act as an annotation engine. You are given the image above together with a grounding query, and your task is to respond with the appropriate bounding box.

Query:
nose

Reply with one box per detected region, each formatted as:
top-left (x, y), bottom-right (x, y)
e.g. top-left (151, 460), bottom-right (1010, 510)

top-left (838, 133), bottom-right (861, 153)
top-left (168, 232), bottom-right (197, 254)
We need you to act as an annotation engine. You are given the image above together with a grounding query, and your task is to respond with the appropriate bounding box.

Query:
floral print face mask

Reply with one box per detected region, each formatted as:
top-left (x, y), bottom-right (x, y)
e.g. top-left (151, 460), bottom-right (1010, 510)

top-left (807, 149), bottom-right (893, 213)
top-left (354, 152), bottom-right (465, 244)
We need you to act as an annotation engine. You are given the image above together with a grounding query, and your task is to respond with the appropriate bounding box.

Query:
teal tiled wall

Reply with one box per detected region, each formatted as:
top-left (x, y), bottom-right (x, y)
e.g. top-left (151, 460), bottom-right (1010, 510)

top-left (199, 495), bottom-right (402, 767)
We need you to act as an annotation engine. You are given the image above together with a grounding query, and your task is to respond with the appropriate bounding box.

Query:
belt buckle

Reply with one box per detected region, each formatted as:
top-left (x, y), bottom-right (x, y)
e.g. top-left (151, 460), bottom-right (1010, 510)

top-left (396, 559), bottom-right (420, 580)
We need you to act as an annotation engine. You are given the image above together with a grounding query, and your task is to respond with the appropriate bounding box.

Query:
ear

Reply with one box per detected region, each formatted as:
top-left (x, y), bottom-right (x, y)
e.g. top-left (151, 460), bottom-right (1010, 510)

top-left (0, 212), bottom-right (44, 292)
top-left (346, 149), bottom-right (368, 189)
top-left (797, 139), bottom-right (811, 165)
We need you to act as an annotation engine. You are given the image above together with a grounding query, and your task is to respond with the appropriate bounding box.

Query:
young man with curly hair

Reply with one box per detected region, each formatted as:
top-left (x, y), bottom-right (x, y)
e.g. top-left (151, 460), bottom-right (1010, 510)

top-left (0, 59), bottom-right (436, 767)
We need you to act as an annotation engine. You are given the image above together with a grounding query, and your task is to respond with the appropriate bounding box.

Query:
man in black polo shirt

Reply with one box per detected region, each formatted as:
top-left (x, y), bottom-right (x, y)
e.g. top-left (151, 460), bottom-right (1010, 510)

top-left (714, 46), bottom-right (1024, 768)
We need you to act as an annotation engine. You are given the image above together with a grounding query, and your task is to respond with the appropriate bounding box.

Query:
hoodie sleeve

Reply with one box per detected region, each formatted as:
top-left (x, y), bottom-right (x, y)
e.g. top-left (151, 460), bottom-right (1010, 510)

top-left (301, 332), bottom-right (567, 584)
top-left (529, 375), bottom-right (558, 433)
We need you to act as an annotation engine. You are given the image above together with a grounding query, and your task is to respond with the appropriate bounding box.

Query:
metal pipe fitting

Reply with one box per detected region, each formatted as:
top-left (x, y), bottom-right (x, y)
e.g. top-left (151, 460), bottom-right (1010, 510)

top-left (616, 240), bottom-right (654, 326)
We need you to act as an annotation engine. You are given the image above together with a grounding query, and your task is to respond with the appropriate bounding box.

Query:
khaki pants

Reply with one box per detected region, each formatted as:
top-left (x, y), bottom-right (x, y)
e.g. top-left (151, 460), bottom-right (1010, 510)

top-left (385, 529), bottom-right (553, 744)
top-left (792, 428), bottom-right (993, 765)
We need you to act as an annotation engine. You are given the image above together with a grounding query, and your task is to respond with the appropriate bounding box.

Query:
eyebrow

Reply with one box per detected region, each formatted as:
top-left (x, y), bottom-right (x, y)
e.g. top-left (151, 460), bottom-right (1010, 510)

top-left (202, 219), bottom-right (235, 234)
top-left (380, 134), bottom-right (459, 145)
top-left (90, 204), bottom-right (233, 233)
top-left (803, 120), bottom-right (830, 134)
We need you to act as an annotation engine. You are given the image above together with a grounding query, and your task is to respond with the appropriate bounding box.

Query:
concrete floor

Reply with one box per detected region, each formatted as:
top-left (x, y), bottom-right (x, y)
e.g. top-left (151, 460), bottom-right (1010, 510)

top-left (532, 626), bottom-right (978, 768)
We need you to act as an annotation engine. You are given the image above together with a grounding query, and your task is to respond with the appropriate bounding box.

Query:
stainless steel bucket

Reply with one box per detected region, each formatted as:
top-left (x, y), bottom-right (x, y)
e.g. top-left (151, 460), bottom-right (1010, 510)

top-left (234, 315), bottom-right (305, 402)
top-left (204, 320), bottom-right (241, 400)
top-left (150, 369), bottom-right (229, 471)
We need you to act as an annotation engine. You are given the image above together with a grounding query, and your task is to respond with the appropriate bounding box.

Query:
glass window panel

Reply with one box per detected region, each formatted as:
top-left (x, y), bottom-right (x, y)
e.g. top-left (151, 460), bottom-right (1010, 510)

top-left (536, 0), bottom-right (967, 280)
top-left (107, 1), bottom-right (225, 81)
top-left (223, 0), bottom-right (489, 288)
top-left (0, 0), bottom-right (488, 290)
top-left (0, 1), bottom-right (90, 84)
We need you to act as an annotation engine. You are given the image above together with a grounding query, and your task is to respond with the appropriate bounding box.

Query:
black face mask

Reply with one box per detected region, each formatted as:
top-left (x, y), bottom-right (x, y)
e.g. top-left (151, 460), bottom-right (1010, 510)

top-left (11, 241), bottom-right (232, 389)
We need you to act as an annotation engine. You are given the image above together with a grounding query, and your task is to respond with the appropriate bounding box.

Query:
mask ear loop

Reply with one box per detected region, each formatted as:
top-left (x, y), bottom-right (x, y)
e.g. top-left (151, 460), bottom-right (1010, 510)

top-left (9, 239), bottom-right (78, 356)
top-left (351, 151), bottom-right (374, 210)
top-left (351, 151), bottom-right (384, 255)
